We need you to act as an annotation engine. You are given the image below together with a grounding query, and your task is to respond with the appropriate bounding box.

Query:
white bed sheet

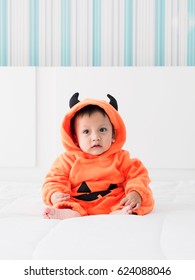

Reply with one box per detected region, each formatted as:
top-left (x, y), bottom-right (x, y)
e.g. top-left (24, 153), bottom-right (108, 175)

top-left (0, 181), bottom-right (195, 260)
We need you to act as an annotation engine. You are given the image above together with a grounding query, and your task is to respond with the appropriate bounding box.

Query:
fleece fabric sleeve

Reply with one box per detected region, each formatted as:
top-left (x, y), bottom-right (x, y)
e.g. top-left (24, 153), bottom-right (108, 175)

top-left (42, 153), bottom-right (73, 206)
top-left (122, 151), bottom-right (154, 215)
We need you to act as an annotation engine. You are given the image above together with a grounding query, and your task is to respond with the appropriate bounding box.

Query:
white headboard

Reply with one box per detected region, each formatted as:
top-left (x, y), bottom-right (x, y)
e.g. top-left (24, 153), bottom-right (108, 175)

top-left (0, 67), bottom-right (195, 181)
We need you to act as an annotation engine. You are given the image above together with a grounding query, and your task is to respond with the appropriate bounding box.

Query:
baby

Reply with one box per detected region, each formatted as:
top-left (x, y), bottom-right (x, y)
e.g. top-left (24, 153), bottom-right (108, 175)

top-left (42, 93), bottom-right (154, 219)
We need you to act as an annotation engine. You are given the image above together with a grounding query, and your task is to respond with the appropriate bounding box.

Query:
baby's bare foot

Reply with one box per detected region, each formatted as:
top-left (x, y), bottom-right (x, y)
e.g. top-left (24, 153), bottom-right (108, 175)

top-left (43, 207), bottom-right (81, 220)
top-left (110, 205), bottom-right (132, 215)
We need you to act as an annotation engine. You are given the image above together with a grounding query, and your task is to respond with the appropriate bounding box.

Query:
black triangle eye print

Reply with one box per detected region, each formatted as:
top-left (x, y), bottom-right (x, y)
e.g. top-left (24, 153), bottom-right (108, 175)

top-left (73, 182), bottom-right (117, 201)
top-left (77, 182), bottom-right (91, 193)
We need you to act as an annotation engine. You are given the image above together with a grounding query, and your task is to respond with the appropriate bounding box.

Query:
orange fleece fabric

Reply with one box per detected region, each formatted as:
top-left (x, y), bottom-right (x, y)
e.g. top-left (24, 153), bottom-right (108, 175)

top-left (42, 96), bottom-right (154, 215)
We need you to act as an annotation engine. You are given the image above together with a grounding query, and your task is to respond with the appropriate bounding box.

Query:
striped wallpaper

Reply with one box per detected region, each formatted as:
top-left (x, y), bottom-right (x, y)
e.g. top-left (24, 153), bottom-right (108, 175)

top-left (0, 0), bottom-right (195, 66)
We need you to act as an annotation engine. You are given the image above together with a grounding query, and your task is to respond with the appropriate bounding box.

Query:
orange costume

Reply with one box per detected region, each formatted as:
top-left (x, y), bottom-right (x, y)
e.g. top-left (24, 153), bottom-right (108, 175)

top-left (42, 93), bottom-right (154, 216)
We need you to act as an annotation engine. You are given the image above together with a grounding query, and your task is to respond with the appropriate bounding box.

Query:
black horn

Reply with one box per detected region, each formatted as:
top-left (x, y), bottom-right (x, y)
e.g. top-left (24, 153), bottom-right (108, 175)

top-left (107, 94), bottom-right (118, 111)
top-left (69, 92), bottom-right (80, 108)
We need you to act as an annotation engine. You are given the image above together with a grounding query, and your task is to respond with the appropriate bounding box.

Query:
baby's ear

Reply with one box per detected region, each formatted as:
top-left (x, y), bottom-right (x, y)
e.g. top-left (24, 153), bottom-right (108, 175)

top-left (112, 130), bottom-right (116, 142)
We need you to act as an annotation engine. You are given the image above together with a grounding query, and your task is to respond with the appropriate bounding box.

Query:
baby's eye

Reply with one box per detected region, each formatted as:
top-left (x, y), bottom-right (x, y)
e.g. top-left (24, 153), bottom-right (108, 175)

top-left (83, 129), bottom-right (90, 134)
top-left (99, 127), bottom-right (107, 132)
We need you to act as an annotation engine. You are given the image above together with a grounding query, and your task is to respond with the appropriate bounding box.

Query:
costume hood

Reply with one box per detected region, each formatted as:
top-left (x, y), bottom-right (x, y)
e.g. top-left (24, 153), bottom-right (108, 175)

top-left (61, 93), bottom-right (126, 158)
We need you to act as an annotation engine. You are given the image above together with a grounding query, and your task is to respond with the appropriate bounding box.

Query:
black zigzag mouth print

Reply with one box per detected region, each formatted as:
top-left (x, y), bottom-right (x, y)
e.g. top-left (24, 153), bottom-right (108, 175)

top-left (73, 182), bottom-right (118, 201)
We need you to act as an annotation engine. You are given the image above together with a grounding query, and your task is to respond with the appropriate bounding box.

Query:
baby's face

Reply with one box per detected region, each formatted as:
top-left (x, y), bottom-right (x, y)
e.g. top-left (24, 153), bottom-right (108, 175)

top-left (74, 111), bottom-right (115, 155)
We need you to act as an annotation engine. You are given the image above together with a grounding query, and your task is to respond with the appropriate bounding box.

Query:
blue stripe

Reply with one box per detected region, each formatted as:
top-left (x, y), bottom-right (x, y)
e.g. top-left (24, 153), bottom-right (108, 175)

top-left (124, 0), bottom-right (133, 66)
top-left (188, 0), bottom-right (195, 66)
top-left (155, 0), bottom-right (165, 66)
top-left (92, 0), bottom-right (101, 66)
top-left (30, 0), bottom-right (39, 66)
top-left (0, 0), bottom-right (7, 66)
top-left (61, 0), bottom-right (71, 66)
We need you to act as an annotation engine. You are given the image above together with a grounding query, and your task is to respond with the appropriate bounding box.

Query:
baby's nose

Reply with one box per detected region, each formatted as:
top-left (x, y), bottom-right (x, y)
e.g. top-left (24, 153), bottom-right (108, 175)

top-left (92, 132), bottom-right (100, 141)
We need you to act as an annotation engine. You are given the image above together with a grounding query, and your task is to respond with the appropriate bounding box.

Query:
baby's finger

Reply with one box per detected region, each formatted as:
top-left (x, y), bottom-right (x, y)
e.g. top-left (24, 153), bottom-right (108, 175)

top-left (55, 197), bottom-right (64, 203)
top-left (127, 208), bottom-right (133, 214)
top-left (123, 199), bottom-right (136, 207)
top-left (132, 202), bottom-right (141, 210)
top-left (56, 195), bottom-right (70, 202)
top-left (58, 193), bottom-right (69, 198)
top-left (63, 194), bottom-right (70, 199)
top-left (120, 197), bottom-right (128, 205)
top-left (61, 195), bottom-right (70, 202)
top-left (128, 200), bottom-right (139, 209)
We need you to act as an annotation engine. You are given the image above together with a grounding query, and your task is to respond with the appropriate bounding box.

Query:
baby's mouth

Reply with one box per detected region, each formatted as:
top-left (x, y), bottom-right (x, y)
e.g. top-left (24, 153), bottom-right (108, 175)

top-left (92, 144), bottom-right (102, 148)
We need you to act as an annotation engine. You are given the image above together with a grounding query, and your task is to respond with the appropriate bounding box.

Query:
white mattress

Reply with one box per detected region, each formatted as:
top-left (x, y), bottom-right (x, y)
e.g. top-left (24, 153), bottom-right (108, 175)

top-left (0, 181), bottom-right (195, 260)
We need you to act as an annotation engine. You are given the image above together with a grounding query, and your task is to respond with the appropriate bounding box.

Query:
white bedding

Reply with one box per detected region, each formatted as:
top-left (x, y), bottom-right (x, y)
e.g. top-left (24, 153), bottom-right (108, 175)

top-left (0, 181), bottom-right (195, 260)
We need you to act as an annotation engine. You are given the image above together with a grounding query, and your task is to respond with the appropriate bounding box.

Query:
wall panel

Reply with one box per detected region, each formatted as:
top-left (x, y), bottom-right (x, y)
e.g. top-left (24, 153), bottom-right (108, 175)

top-left (0, 67), bottom-right (57, 181)
top-left (0, 0), bottom-right (195, 66)
top-left (0, 68), bottom-right (36, 167)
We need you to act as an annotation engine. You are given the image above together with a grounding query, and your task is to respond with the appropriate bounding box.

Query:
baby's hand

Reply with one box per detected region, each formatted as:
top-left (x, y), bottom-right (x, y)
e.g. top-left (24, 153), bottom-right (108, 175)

top-left (51, 192), bottom-right (70, 205)
top-left (120, 191), bottom-right (142, 211)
